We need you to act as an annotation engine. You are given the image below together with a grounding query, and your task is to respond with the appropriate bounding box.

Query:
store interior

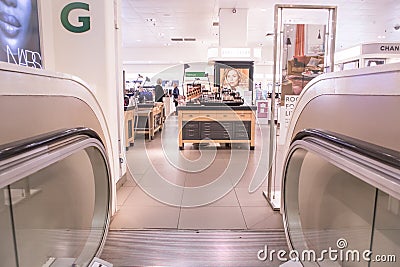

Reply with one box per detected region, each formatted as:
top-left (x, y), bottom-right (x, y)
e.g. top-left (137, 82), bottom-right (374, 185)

top-left (117, 1), bottom-right (400, 232)
top-left (0, 1), bottom-right (399, 266)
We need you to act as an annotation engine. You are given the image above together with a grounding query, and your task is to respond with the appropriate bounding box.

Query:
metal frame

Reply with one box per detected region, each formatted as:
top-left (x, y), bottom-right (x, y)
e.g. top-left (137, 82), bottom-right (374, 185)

top-left (266, 4), bottom-right (338, 211)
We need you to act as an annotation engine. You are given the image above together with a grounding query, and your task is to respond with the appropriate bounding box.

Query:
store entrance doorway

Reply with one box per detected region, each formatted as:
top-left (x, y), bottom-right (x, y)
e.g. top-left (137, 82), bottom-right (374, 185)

top-left (266, 4), bottom-right (337, 210)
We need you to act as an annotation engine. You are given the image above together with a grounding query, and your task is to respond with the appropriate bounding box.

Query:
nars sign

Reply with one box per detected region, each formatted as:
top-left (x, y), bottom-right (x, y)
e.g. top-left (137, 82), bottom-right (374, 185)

top-left (61, 2), bottom-right (91, 33)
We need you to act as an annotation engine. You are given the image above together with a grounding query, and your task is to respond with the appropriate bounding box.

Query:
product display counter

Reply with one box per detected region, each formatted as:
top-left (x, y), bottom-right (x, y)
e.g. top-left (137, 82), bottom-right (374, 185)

top-left (177, 105), bottom-right (257, 150)
top-left (124, 105), bottom-right (135, 149)
top-left (135, 102), bottom-right (165, 140)
top-left (163, 96), bottom-right (175, 116)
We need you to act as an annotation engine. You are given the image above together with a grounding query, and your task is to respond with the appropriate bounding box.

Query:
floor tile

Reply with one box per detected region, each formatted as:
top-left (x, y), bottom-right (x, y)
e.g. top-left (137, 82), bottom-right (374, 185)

top-left (115, 116), bottom-right (284, 231)
top-left (181, 176), bottom-right (234, 207)
top-left (126, 160), bottom-right (151, 175)
top-left (116, 186), bottom-right (135, 206)
top-left (148, 164), bottom-right (186, 186)
top-left (183, 159), bottom-right (232, 187)
top-left (121, 177), bottom-right (137, 187)
top-left (124, 186), bottom-right (183, 207)
top-left (234, 162), bottom-right (269, 190)
top-left (110, 205), bottom-right (180, 229)
top-left (235, 187), bottom-right (268, 207)
top-left (179, 206), bottom-right (246, 230)
top-left (208, 189), bottom-right (240, 207)
top-left (123, 167), bottom-right (137, 187)
top-left (241, 206), bottom-right (284, 230)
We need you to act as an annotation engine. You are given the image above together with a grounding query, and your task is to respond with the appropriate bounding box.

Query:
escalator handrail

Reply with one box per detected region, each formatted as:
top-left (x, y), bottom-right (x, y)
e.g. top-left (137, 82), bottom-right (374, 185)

top-left (0, 127), bottom-right (103, 161)
top-left (293, 129), bottom-right (400, 170)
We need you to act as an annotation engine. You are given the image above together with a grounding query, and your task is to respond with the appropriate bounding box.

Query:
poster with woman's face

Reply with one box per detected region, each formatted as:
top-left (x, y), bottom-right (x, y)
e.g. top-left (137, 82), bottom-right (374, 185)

top-left (220, 68), bottom-right (250, 95)
top-left (0, 0), bottom-right (42, 68)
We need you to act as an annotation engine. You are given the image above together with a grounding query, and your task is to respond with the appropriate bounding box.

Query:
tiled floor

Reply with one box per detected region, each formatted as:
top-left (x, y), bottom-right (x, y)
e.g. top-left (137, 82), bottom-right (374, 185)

top-left (110, 115), bottom-right (283, 230)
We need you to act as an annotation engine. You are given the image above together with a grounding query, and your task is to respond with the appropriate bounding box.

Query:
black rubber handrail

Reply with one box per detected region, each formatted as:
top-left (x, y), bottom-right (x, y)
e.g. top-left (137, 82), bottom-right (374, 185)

top-left (293, 129), bottom-right (400, 170)
top-left (0, 127), bottom-right (103, 161)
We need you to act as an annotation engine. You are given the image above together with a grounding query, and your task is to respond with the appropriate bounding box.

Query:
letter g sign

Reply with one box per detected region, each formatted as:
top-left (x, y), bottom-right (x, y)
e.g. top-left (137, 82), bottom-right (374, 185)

top-left (61, 2), bottom-right (90, 33)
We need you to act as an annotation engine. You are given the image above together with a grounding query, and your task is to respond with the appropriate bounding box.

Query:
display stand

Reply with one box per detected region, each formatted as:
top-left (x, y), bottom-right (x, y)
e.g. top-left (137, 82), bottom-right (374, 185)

top-left (177, 105), bottom-right (256, 150)
top-left (134, 103), bottom-right (165, 140)
top-left (163, 97), bottom-right (175, 116)
top-left (124, 106), bottom-right (135, 149)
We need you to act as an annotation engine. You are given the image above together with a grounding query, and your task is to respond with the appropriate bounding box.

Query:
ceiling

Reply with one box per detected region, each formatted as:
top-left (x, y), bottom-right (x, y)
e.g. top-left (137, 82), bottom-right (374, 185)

top-left (120, 0), bottom-right (399, 51)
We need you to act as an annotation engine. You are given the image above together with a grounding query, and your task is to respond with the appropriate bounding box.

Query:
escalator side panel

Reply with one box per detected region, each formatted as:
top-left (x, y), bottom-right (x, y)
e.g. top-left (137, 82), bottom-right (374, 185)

top-left (0, 96), bottom-right (104, 148)
top-left (0, 186), bottom-right (18, 267)
top-left (292, 95), bottom-right (400, 152)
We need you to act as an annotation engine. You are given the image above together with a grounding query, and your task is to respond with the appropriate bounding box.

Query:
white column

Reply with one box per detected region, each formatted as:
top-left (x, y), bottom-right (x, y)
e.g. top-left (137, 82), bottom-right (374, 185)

top-left (40, 0), bottom-right (124, 214)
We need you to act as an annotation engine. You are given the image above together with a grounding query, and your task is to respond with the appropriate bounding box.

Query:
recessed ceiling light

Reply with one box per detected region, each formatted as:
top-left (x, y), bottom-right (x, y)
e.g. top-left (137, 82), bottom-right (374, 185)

top-left (136, 40), bottom-right (142, 42)
top-left (169, 27), bottom-right (175, 30)
top-left (260, 8), bottom-right (267, 12)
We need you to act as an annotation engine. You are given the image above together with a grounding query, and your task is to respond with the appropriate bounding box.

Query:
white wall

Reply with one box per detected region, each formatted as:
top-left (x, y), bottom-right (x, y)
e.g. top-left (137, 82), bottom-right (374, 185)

top-left (40, 0), bottom-right (123, 214)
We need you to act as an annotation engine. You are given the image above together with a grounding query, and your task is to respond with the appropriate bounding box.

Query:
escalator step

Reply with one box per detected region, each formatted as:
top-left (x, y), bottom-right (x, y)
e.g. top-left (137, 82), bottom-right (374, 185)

top-left (100, 229), bottom-right (288, 266)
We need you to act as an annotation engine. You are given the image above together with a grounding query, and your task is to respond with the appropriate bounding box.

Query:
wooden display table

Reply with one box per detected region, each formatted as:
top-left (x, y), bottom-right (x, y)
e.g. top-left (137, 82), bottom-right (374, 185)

top-left (124, 106), bottom-right (135, 149)
top-left (134, 103), bottom-right (165, 140)
top-left (177, 105), bottom-right (257, 150)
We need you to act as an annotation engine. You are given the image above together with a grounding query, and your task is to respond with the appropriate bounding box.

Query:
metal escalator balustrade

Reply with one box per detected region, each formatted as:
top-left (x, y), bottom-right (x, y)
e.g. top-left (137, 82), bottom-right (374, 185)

top-left (0, 127), bottom-right (111, 267)
top-left (282, 129), bottom-right (400, 267)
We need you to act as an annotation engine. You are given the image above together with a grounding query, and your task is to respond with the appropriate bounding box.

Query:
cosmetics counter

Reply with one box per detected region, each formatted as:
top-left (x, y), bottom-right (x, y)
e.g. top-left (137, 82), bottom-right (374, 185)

top-left (177, 104), bottom-right (256, 150)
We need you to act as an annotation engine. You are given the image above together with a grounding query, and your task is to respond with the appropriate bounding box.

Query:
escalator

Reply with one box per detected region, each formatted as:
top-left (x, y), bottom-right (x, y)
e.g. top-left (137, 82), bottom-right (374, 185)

top-left (282, 129), bottom-right (400, 266)
top-left (0, 128), bottom-right (111, 267)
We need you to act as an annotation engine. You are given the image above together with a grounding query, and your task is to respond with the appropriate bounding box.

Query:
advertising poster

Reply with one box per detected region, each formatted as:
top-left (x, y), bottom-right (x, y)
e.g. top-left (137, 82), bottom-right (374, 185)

top-left (0, 0), bottom-right (42, 68)
top-left (219, 67), bottom-right (250, 97)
